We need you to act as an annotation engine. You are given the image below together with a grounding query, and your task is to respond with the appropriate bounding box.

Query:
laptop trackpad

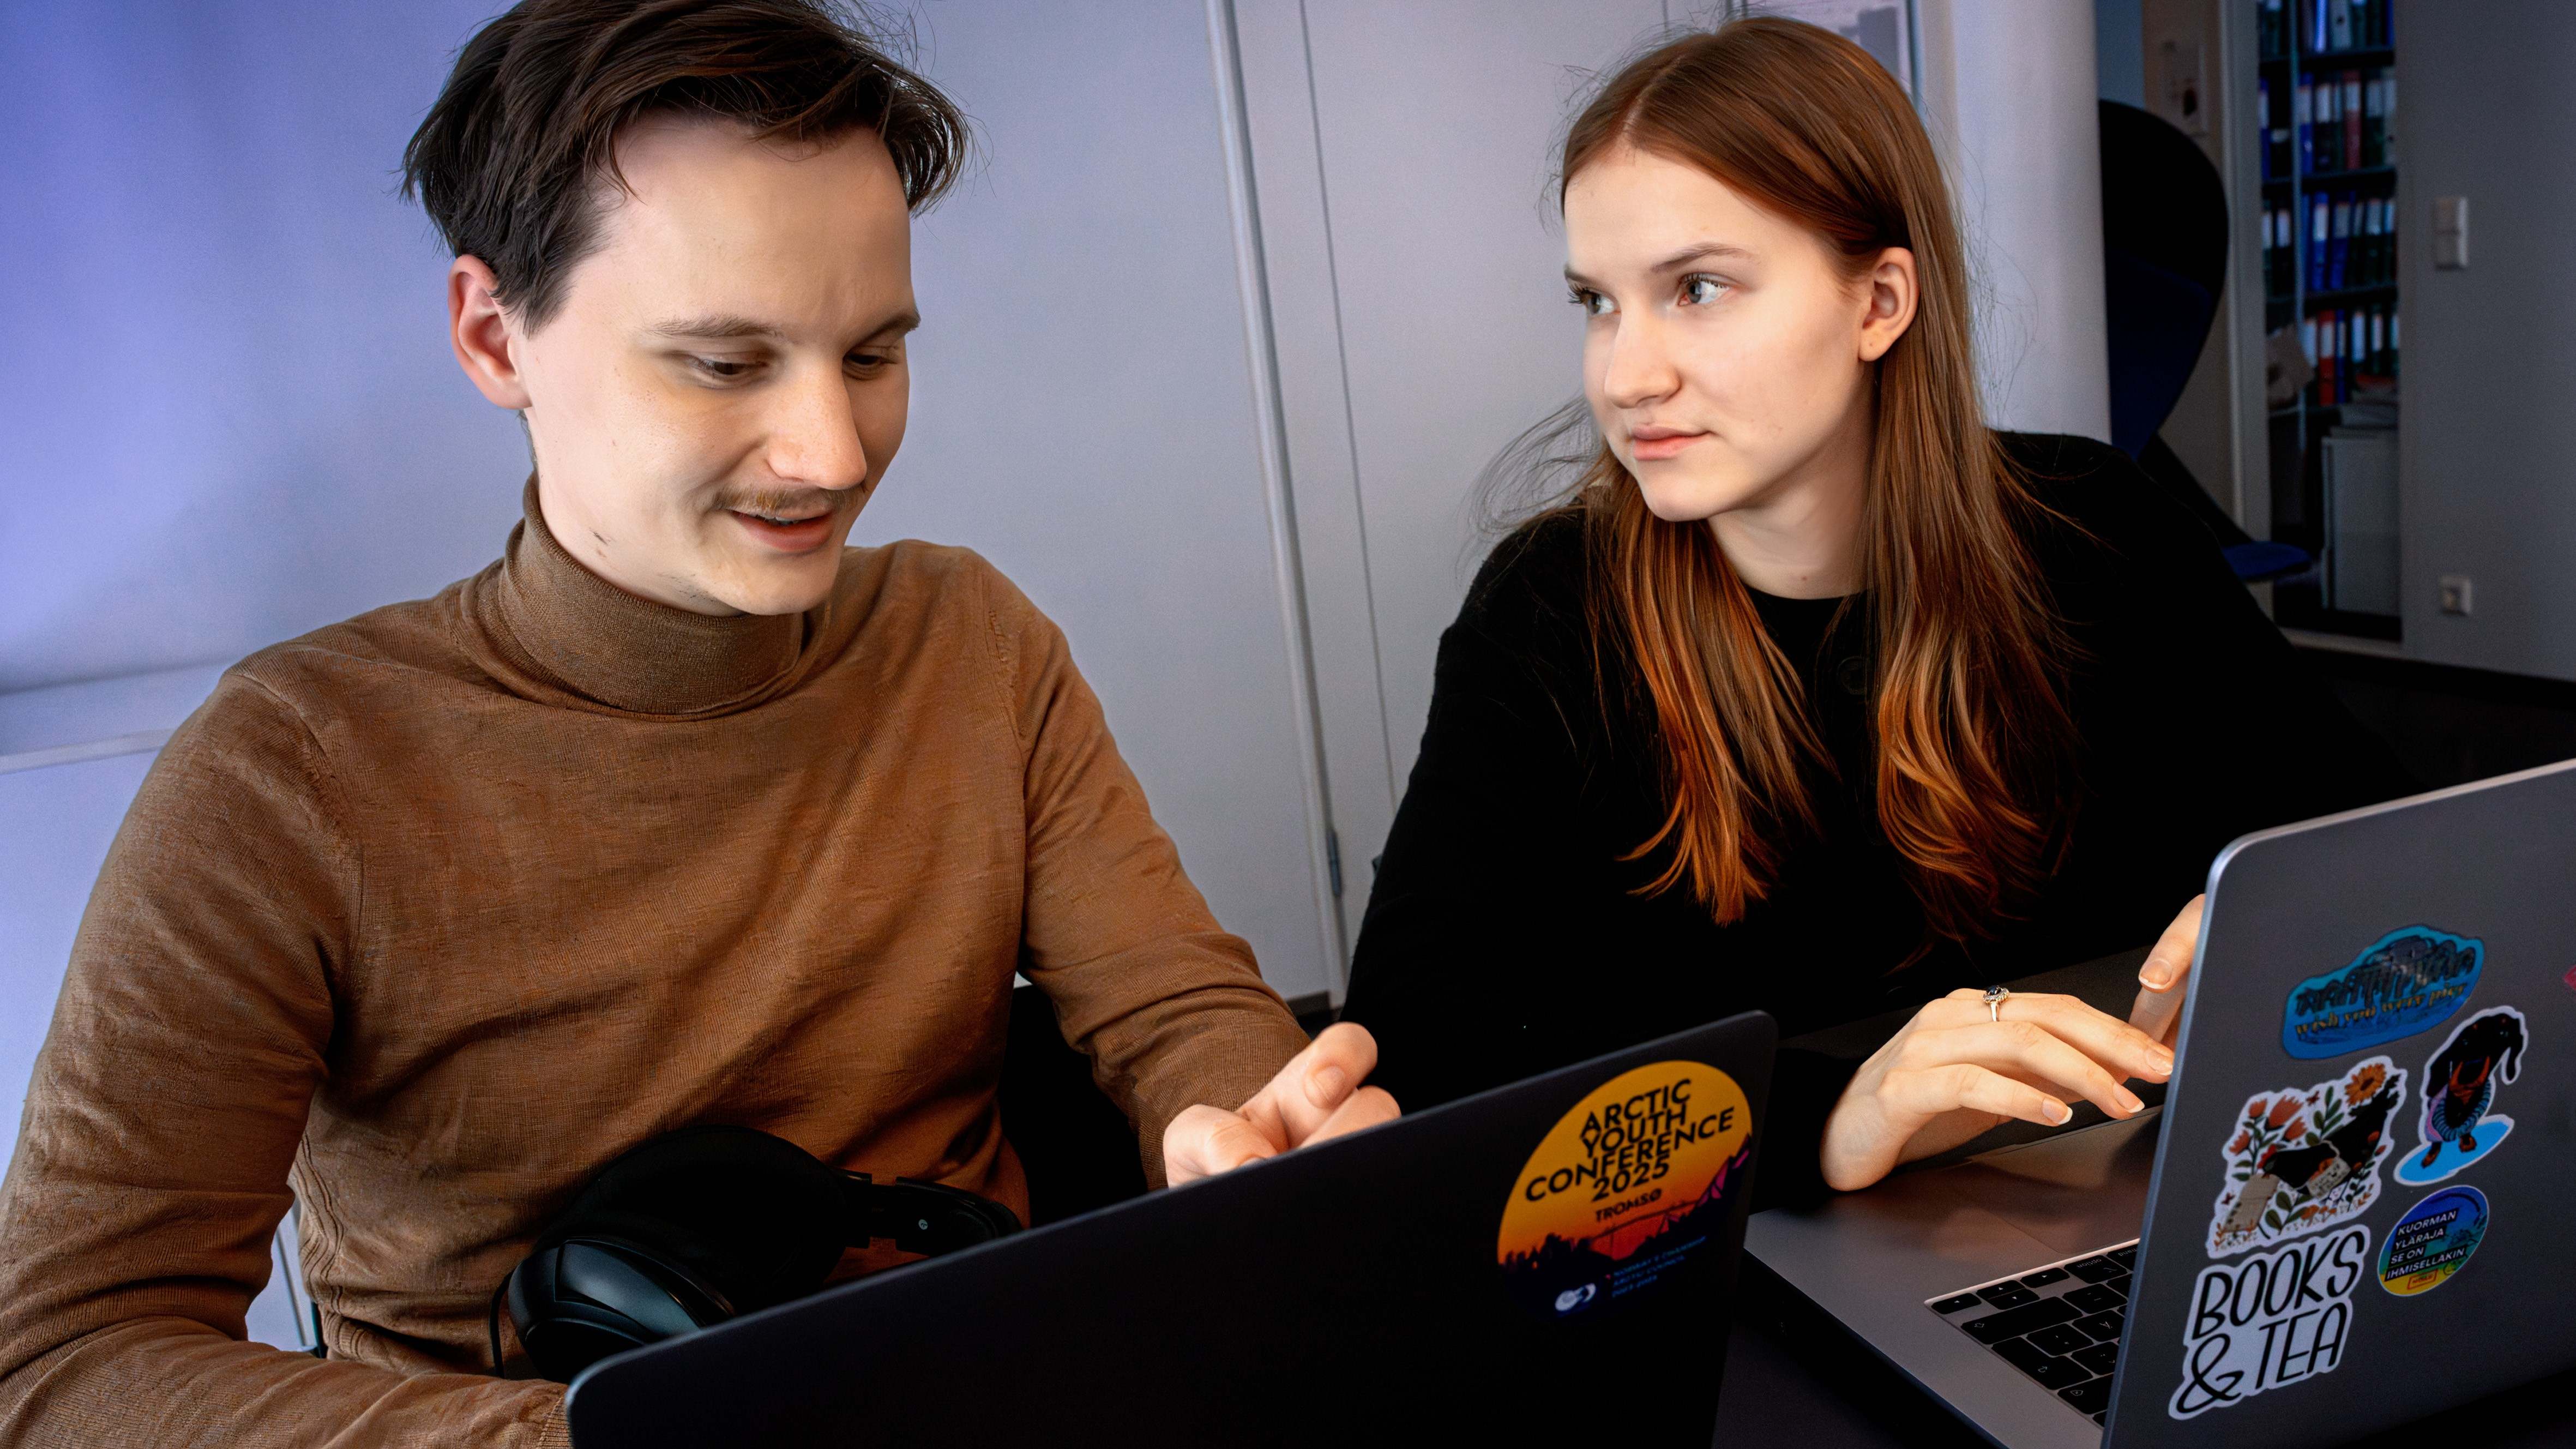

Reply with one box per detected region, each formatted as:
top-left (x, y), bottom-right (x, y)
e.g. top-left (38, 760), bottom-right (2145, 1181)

top-left (1913, 1110), bottom-right (2161, 1258)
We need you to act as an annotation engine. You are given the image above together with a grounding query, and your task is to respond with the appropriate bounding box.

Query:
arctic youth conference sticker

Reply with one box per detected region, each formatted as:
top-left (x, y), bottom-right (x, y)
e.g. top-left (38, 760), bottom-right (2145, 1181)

top-left (1496, 1060), bottom-right (1751, 1319)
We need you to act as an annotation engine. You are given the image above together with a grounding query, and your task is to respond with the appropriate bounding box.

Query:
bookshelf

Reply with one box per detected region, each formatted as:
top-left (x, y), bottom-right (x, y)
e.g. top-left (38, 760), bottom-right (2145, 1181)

top-left (2256, 0), bottom-right (2400, 640)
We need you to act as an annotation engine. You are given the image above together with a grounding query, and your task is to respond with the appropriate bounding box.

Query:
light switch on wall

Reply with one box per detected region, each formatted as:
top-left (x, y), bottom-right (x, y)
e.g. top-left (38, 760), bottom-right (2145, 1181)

top-left (2434, 196), bottom-right (2469, 270)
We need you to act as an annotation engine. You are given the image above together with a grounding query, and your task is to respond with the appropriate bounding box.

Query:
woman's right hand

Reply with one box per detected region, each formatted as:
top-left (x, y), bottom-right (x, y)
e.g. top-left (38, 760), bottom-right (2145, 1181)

top-left (1816, 987), bottom-right (2176, 1192)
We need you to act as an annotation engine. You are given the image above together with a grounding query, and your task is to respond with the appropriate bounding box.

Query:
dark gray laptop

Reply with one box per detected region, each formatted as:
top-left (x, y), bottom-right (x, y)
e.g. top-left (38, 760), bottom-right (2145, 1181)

top-left (1749, 757), bottom-right (2576, 1448)
top-left (566, 1011), bottom-right (1776, 1446)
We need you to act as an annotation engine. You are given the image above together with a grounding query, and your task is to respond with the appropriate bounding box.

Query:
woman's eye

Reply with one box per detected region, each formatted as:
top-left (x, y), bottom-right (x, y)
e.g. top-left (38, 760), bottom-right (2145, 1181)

top-left (1569, 288), bottom-right (1616, 317)
top-left (1682, 275), bottom-right (1728, 306)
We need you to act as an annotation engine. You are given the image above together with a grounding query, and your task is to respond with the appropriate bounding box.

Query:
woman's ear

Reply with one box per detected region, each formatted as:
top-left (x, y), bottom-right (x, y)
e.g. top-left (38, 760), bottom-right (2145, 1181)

top-left (448, 256), bottom-right (533, 410)
top-left (1857, 246), bottom-right (1919, 363)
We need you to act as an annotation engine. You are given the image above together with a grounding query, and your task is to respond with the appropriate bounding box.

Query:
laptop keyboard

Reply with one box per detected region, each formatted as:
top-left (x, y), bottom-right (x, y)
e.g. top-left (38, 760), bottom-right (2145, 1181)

top-left (1927, 1240), bottom-right (2136, 1426)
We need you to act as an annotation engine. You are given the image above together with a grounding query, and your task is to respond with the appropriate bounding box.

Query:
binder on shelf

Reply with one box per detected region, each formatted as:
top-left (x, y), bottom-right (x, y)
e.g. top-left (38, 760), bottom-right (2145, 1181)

top-left (2259, 77), bottom-right (2272, 181)
top-left (2310, 73), bottom-right (2337, 175)
top-left (2370, 74), bottom-right (2390, 165)
top-left (2328, 195), bottom-right (2352, 291)
top-left (2363, 73), bottom-right (2388, 167)
top-left (2342, 71), bottom-right (2362, 171)
top-left (2320, 312), bottom-right (2336, 404)
top-left (2308, 195), bottom-right (2332, 291)
top-left (2296, 79), bottom-right (2314, 175)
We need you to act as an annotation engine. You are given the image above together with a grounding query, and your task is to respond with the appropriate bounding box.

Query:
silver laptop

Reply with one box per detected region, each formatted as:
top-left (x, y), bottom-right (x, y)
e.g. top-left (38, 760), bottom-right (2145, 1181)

top-left (1748, 757), bottom-right (2576, 1448)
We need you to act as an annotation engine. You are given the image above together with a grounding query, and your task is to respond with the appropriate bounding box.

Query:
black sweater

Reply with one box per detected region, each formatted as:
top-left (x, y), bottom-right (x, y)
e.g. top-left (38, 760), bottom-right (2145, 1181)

top-left (1339, 433), bottom-right (2414, 1206)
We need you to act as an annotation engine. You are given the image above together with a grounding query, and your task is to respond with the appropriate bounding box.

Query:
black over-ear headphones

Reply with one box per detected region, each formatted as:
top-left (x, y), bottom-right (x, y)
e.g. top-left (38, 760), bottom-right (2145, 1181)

top-left (491, 1124), bottom-right (1022, 1382)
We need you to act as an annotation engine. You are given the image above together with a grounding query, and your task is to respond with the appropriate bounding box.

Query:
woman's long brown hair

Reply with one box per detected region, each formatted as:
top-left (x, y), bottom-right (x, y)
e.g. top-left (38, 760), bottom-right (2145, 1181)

top-left (1552, 18), bottom-right (2078, 946)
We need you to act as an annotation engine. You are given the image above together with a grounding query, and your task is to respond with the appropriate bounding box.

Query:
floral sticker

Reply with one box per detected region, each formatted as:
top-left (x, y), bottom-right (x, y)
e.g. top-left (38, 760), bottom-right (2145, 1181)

top-left (2207, 1056), bottom-right (2407, 1258)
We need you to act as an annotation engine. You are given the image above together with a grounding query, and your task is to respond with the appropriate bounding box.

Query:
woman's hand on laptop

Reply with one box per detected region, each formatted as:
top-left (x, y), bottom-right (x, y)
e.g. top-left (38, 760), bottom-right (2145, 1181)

top-left (1162, 1023), bottom-right (1401, 1185)
top-left (2126, 894), bottom-right (2202, 1048)
top-left (1816, 975), bottom-right (2178, 1193)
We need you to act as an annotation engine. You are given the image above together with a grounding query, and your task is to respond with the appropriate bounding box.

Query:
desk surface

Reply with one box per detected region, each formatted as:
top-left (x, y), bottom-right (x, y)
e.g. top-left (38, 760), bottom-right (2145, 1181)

top-left (1722, 952), bottom-right (2576, 1449)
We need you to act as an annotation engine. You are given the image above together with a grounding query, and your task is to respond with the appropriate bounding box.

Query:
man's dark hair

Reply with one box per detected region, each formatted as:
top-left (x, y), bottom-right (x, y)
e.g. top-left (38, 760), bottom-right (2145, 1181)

top-left (401, 0), bottom-right (970, 328)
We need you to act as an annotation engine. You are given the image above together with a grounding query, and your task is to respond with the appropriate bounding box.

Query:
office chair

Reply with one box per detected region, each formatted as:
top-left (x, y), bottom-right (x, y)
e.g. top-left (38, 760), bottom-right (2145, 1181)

top-left (2098, 99), bottom-right (2310, 584)
top-left (1000, 983), bottom-right (1149, 1225)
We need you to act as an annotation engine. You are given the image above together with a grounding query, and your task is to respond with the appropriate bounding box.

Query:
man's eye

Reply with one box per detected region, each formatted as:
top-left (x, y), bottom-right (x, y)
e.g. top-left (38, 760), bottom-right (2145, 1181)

top-left (1681, 275), bottom-right (1729, 305)
top-left (1568, 287), bottom-right (1616, 317)
top-left (689, 356), bottom-right (757, 380)
top-left (847, 352), bottom-right (897, 374)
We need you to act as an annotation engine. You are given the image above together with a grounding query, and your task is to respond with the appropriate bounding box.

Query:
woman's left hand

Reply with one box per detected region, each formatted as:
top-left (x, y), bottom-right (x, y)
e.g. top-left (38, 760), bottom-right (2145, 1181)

top-left (2128, 894), bottom-right (2204, 1048)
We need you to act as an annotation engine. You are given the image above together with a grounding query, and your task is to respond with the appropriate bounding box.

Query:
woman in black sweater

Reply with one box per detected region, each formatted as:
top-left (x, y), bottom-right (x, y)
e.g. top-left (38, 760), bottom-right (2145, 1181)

top-left (1338, 20), bottom-right (2410, 1205)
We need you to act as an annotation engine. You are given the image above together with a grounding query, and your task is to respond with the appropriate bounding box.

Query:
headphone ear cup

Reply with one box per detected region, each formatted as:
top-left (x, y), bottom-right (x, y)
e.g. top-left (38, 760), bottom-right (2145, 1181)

top-left (544, 1125), bottom-right (851, 1313)
top-left (506, 1237), bottom-right (735, 1384)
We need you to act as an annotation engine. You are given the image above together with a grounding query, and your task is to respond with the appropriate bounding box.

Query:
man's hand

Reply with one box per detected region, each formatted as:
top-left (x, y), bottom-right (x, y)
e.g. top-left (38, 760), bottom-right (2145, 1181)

top-left (1163, 1023), bottom-right (1400, 1185)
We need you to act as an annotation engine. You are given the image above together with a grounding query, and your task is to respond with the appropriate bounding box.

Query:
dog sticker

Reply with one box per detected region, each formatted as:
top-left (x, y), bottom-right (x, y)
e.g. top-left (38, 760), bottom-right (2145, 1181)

top-left (2378, 1186), bottom-right (2489, 1296)
top-left (2392, 1006), bottom-right (2527, 1186)
top-left (2280, 926), bottom-right (2482, 1059)
top-left (2207, 1056), bottom-right (2406, 1258)
top-left (2168, 1223), bottom-right (2370, 1420)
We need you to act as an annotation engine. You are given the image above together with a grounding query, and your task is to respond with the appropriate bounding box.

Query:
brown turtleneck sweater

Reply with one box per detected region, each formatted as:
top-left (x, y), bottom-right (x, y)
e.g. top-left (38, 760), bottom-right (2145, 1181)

top-left (0, 484), bottom-right (1311, 1447)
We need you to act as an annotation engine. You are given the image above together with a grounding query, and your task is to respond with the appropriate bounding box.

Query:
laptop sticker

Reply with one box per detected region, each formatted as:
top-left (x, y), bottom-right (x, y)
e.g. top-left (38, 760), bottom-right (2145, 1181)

top-left (2280, 926), bottom-right (2482, 1059)
top-left (2207, 1056), bottom-right (2406, 1258)
top-left (2168, 1223), bottom-right (2370, 1420)
top-left (2377, 1186), bottom-right (2489, 1296)
top-left (2392, 1006), bottom-right (2528, 1186)
top-left (1496, 1060), bottom-right (1751, 1320)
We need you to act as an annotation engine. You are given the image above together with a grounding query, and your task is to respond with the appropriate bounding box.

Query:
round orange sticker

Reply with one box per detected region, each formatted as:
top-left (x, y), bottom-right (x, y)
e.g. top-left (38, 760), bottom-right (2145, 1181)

top-left (1496, 1060), bottom-right (1753, 1317)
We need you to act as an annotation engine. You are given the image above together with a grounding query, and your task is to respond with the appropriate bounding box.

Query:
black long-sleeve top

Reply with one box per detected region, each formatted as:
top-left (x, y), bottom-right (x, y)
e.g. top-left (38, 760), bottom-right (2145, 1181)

top-left (1339, 432), bottom-right (2414, 1206)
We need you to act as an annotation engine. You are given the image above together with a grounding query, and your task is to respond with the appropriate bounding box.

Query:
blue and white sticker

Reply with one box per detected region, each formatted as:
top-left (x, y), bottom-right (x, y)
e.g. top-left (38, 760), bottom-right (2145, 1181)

top-left (2280, 926), bottom-right (2482, 1059)
top-left (2378, 1186), bottom-right (2489, 1296)
top-left (2393, 1006), bottom-right (2529, 1186)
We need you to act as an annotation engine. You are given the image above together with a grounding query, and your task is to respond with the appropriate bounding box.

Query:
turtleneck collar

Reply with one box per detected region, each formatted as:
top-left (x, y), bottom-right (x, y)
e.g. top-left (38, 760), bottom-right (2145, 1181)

top-left (486, 477), bottom-right (818, 718)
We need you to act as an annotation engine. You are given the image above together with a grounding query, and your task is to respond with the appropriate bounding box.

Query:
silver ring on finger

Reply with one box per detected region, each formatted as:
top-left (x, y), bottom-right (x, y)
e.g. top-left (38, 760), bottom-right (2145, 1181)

top-left (1983, 984), bottom-right (2012, 1023)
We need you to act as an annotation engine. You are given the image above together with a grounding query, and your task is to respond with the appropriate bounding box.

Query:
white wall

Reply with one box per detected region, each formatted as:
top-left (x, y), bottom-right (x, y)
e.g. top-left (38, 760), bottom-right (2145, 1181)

top-left (2394, 0), bottom-right (2576, 681)
top-left (1917, 0), bottom-right (2114, 442)
top-left (0, 0), bottom-right (1338, 1000)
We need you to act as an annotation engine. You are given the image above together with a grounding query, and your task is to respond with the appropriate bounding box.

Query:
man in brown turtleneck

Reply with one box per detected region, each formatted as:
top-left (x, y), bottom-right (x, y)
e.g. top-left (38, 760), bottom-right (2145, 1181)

top-left (0, 3), bottom-right (1394, 1445)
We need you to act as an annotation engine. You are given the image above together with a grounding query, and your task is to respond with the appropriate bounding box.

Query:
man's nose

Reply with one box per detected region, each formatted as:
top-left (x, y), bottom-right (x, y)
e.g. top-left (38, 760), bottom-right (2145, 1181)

top-left (767, 370), bottom-right (871, 492)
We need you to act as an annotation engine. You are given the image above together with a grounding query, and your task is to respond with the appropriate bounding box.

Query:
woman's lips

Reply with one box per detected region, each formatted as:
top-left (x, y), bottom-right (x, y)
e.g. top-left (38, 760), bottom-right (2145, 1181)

top-left (1629, 430), bottom-right (1708, 461)
top-left (730, 509), bottom-right (836, 553)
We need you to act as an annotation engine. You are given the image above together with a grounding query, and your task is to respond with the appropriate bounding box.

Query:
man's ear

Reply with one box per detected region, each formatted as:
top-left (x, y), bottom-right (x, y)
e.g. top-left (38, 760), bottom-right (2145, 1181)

top-left (448, 256), bottom-right (532, 410)
top-left (1857, 246), bottom-right (1919, 364)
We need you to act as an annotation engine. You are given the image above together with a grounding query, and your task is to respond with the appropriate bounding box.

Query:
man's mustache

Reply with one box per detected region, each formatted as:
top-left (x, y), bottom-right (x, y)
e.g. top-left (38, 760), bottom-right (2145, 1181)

top-left (719, 490), bottom-right (846, 518)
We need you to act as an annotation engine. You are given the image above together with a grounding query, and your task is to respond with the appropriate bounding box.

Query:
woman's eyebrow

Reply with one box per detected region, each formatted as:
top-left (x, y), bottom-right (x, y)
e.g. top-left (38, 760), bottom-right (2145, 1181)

top-left (1564, 243), bottom-right (1756, 289)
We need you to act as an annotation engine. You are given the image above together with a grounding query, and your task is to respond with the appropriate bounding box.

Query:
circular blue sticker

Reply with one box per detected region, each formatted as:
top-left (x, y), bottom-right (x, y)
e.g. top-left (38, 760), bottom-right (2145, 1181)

top-left (2378, 1186), bottom-right (2489, 1296)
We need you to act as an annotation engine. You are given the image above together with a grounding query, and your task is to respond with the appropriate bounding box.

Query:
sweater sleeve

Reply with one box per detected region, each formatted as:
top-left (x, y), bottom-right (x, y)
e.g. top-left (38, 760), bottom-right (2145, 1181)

top-left (982, 568), bottom-right (1313, 1185)
top-left (0, 675), bottom-right (569, 1449)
